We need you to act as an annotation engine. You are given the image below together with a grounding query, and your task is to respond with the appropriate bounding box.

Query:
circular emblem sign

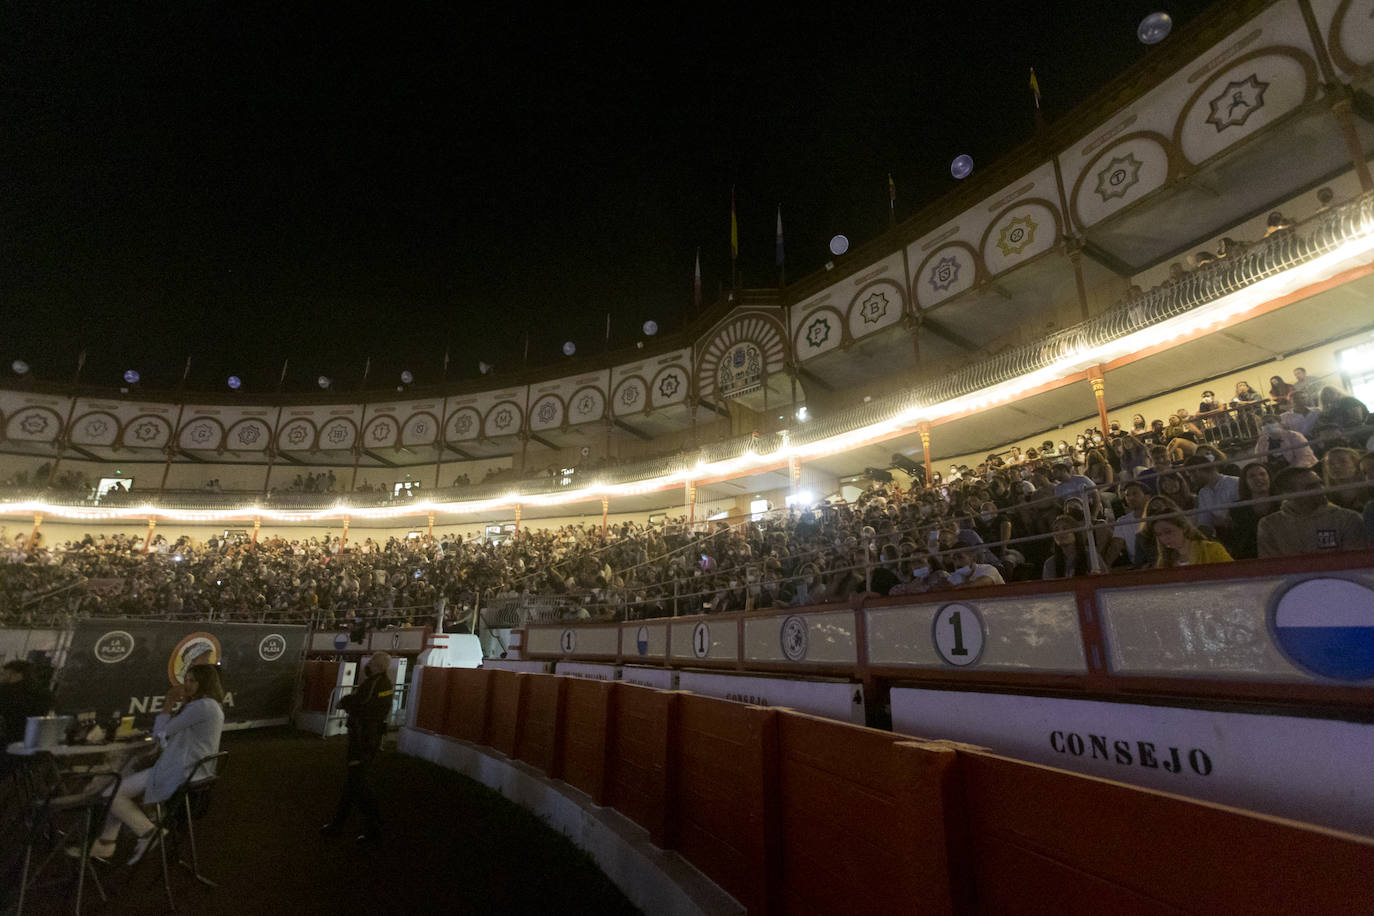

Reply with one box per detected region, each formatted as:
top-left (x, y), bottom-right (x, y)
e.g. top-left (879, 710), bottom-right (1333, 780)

top-left (691, 621), bottom-right (710, 659)
top-left (779, 615), bottom-right (809, 662)
top-left (560, 629), bottom-right (577, 654)
top-left (932, 603), bottom-right (985, 667)
top-left (94, 630), bottom-right (135, 664)
top-left (1270, 578), bottom-right (1374, 681)
top-left (168, 632), bottom-right (222, 686)
top-left (333, 632), bottom-right (350, 651)
top-left (636, 626), bottom-right (649, 657)
top-left (258, 633), bottom-right (287, 662)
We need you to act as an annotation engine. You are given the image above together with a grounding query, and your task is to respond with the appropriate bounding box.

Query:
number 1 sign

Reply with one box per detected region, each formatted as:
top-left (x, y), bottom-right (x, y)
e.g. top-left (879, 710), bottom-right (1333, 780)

top-left (933, 603), bottom-right (985, 667)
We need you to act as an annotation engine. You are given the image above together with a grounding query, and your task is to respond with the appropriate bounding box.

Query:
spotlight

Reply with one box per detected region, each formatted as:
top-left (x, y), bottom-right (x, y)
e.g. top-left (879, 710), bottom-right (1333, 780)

top-left (642, 320), bottom-right (658, 336)
top-left (227, 375), bottom-right (242, 390)
top-left (400, 370), bottom-right (414, 384)
top-left (951, 155), bottom-right (974, 180)
top-left (317, 375), bottom-right (331, 389)
top-left (562, 341), bottom-right (576, 357)
top-left (123, 369), bottom-right (140, 385)
top-left (11, 360), bottom-right (29, 375)
top-left (796, 406), bottom-right (809, 422)
top-left (1138, 11), bottom-right (1172, 44)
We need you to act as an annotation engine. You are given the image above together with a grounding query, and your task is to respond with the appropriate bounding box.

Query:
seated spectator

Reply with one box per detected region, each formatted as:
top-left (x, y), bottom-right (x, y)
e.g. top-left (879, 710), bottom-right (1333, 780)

top-left (1187, 455), bottom-right (1239, 536)
top-left (1323, 447), bottom-right (1364, 511)
top-left (1280, 389), bottom-right (1322, 438)
top-left (1042, 514), bottom-right (1095, 579)
top-left (1268, 375), bottom-right (1294, 407)
top-left (1113, 481), bottom-right (1150, 567)
top-left (946, 546), bottom-right (1004, 588)
top-left (1149, 506), bottom-right (1233, 568)
top-left (1228, 462), bottom-right (1280, 560)
top-left (1253, 415), bottom-right (1317, 470)
top-left (1156, 470), bottom-right (1195, 515)
top-left (1257, 466), bottom-right (1371, 557)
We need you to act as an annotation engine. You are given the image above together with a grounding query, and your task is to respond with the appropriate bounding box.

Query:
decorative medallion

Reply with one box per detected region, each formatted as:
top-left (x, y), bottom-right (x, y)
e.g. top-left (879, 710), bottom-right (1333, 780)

top-left (236, 425), bottom-right (261, 445)
top-left (1205, 74), bottom-right (1268, 132)
top-left (453, 415), bottom-right (474, 436)
top-left (657, 373), bottom-right (681, 399)
top-left (779, 615), bottom-right (809, 662)
top-left (576, 395), bottom-right (596, 416)
top-left (805, 316), bottom-right (832, 349)
top-left (620, 385), bottom-right (640, 407)
top-left (285, 425), bottom-right (308, 446)
top-left (189, 423), bottom-right (214, 444)
top-left (536, 401), bottom-right (558, 423)
top-left (996, 214), bottom-right (1038, 256)
top-left (859, 291), bottom-right (890, 325)
top-left (133, 421), bottom-right (161, 443)
top-left (327, 424), bottom-right (350, 444)
top-left (1094, 153), bottom-right (1143, 201)
top-left (411, 421), bottom-right (427, 437)
top-left (928, 255), bottom-right (961, 292)
top-left (19, 414), bottom-right (49, 436)
top-left (368, 421), bottom-right (392, 443)
top-left (84, 418), bottom-right (109, 438)
top-left (493, 408), bottom-right (514, 431)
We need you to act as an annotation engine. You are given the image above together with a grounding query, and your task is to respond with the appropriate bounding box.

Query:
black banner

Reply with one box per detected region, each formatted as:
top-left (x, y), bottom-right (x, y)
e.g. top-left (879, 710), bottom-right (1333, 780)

top-left (55, 619), bottom-right (307, 725)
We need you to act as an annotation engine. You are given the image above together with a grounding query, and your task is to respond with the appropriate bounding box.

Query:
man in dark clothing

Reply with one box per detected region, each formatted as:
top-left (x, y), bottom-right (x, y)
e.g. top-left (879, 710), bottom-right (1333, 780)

top-left (321, 652), bottom-right (393, 846)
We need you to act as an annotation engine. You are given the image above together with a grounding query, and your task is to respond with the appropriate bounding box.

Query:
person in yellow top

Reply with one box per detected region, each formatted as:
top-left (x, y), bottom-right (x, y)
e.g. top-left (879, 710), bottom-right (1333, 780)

top-left (1148, 500), bottom-right (1233, 568)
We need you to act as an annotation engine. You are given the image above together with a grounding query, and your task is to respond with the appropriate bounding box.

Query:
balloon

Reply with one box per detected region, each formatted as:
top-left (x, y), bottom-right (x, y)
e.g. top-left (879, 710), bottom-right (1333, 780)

top-left (828, 235), bottom-right (850, 256)
top-left (1138, 12), bottom-right (1172, 44)
top-left (11, 360), bottom-right (29, 375)
top-left (123, 369), bottom-right (140, 384)
top-left (317, 375), bottom-right (331, 389)
top-left (562, 341), bottom-right (576, 356)
top-left (951, 154), bottom-right (974, 179)
top-left (227, 375), bottom-right (241, 389)
top-left (642, 320), bottom-right (658, 336)
top-left (400, 370), bottom-right (414, 384)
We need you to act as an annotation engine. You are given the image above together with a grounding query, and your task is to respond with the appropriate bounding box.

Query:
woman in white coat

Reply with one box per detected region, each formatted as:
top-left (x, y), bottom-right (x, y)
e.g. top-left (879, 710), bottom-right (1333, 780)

top-left (89, 663), bottom-right (226, 865)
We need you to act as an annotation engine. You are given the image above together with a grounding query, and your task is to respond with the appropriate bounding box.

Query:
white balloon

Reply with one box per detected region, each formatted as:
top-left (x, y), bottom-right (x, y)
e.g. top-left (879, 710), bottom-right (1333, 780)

top-left (562, 341), bottom-right (577, 356)
top-left (951, 154), bottom-right (974, 179)
top-left (1138, 11), bottom-right (1172, 45)
top-left (642, 320), bottom-right (658, 336)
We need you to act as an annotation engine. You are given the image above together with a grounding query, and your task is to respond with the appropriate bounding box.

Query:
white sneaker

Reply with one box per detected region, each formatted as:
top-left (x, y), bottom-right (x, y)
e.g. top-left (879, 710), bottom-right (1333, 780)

top-left (126, 828), bottom-right (165, 865)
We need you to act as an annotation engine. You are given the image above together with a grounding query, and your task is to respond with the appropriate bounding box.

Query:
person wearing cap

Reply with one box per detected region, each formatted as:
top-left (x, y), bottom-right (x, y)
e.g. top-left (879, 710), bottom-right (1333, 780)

top-left (322, 651), bottom-right (394, 846)
top-left (1187, 455), bottom-right (1240, 535)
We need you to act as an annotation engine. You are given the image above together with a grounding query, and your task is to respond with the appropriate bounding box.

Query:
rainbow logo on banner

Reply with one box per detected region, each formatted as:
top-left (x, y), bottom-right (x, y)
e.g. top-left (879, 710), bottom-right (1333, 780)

top-left (1271, 578), bottom-right (1374, 681)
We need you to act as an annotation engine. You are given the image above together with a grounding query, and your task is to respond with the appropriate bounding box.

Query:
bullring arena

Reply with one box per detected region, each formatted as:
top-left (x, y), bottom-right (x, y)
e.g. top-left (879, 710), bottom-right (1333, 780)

top-left (6, 2), bottom-right (1374, 912)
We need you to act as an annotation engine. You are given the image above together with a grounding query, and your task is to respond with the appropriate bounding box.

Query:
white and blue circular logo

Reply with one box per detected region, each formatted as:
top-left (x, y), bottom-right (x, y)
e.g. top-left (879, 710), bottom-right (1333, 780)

top-left (333, 632), bottom-right (349, 651)
top-left (636, 626), bottom-right (649, 657)
top-left (1270, 578), bottom-right (1374, 681)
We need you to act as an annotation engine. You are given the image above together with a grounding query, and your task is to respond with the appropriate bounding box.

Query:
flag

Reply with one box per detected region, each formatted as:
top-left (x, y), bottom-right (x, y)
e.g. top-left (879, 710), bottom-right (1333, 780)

top-left (693, 248), bottom-right (701, 308)
top-left (730, 186), bottom-right (738, 261)
top-left (1029, 67), bottom-right (1041, 110)
top-left (362, 357), bottom-right (371, 384)
top-left (181, 356), bottom-right (192, 383)
top-left (888, 173), bottom-right (897, 225)
top-left (278, 358), bottom-right (289, 385)
top-left (775, 206), bottom-right (784, 267)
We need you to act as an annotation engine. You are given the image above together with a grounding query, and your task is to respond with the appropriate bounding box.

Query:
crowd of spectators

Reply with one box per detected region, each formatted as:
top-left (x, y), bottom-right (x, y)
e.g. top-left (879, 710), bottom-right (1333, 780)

top-left (0, 370), bottom-right (1371, 628)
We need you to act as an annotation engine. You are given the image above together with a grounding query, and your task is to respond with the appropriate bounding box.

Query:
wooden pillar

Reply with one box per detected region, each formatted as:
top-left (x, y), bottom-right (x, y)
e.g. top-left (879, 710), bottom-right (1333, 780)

top-left (513, 503), bottom-right (522, 537)
top-left (601, 496), bottom-right (609, 537)
top-left (686, 480), bottom-right (696, 526)
top-left (340, 516), bottom-right (350, 549)
top-left (28, 512), bottom-right (42, 551)
top-left (252, 517), bottom-right (261, 548)
top-left (143, 517), bottom-right (156, 552)
top-left (427, 512), bottom-right (435, 541)
top-left (1067, 244), bottom-right (1091, 322)
top-left (918, 422), bottom-right (933, 488)
top-left (788, 455), bottom-right (800, 494)
top-left (1088, 367), bottom-right (1110, 435)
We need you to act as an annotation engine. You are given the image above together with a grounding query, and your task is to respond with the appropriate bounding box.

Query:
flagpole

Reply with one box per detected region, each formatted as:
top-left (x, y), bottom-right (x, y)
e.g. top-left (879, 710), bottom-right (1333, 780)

top-left (44, 350), bottom-right (87, 490)
top-left (776, 205), bottom-right (786, 289)
top-left (262, 358), bottom-right (289, 494)
top-left (730, 186), bottom-right (739, 292)
top-left (433, 349), bottom-right (450, 489)
top-left (349, 356), bottom-right (371, 492)
top-left (157, 357), bottom-right (192, 496)
top-left (888, 174), bottom-right (897, 228)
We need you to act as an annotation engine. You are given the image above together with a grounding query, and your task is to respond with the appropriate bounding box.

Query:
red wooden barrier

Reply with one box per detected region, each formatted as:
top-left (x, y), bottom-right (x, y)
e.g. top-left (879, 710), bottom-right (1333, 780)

top-left (444, 667), bottom-right (491, 744)
top-left (513, 674), bottom-right (564, 777)
top-left (556, 677), bottom-right (614, 805)
top-left (774, 712), bottom-right (957, 915)
top-left (604, 683), bottom-right (676, 847)
top-left (413, 666), bottom-right (452, 732)
top-left (299, 660), bottom-right (336, 713)
top-left (670, 694), bottom-right (777, 915)
top-left (957, 750), bottom-right (1374, 915)
top-left (487, 669), bottom-right (524, 758)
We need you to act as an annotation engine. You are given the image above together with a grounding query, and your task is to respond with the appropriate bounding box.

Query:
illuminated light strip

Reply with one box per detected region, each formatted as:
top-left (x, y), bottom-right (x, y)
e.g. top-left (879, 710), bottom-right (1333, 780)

top-left (6, 231), bottom-right (1374, 525)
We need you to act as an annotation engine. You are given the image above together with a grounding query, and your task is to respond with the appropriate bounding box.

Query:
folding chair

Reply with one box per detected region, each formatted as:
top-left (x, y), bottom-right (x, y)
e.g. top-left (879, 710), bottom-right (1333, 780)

top-left (16, 756), bottom-right (120, 915)
top-left (148, 751), bottom-right (228, 909)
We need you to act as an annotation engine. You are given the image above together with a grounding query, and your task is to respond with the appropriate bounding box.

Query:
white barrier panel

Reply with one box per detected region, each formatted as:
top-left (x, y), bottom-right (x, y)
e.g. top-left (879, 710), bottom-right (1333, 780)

top-left (0, 628), bottom-right (62, 664)
top-left (678, 671), bottom-right (865, 725)
top-left (867, 594), bottom-right (1086, 672)
top-left (483, 659), bottom-right (552, 674)
top-left (526, 625), bottom-right (620, 658)
top-left (890, 686), bottom-right (1374, 839)
top-left (742, 610), bottom-right (858, 666)
top-left (1098, 573), bottom-right (1374, 684)
top-left (310, 630), bottom-right (368, 653)
top-left (554, 662), bottom-right (620, 682)
top-left (620, 621), bottom-right (669, 662)
top-left (621, 666), bottom-right (677, 690)
top-left (669, 618), bottom-right (738, 663)
top-left (369, 628), bottom-right (427, 653)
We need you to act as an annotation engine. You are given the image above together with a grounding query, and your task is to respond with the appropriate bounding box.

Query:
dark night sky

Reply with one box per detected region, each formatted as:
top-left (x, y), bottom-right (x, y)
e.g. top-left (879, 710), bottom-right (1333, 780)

top-left (2, 1), bottom-right (1216, 394)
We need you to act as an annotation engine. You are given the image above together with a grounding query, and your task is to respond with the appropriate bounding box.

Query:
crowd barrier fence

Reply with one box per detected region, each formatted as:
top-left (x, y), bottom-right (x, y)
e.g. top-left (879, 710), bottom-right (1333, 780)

top-left (406, 665), bottom-right (1374, 915)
